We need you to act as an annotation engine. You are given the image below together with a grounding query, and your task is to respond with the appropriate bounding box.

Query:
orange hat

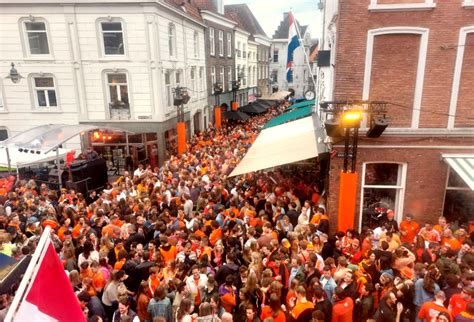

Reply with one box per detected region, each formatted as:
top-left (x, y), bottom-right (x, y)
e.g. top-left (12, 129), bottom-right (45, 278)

top-left (282, 239), bottom-right (291, 249)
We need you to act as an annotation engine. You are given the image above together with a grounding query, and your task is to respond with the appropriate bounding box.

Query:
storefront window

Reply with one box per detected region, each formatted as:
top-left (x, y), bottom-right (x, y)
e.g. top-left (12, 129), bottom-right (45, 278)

top-left (443, 168), bottom-right (474, 224)
top-left (360, 162), bottom-right (406, 229)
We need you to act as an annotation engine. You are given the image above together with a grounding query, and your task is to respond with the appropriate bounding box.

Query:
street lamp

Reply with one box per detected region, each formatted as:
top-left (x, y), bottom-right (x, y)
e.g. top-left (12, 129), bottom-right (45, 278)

top-left (320, 100), bottom-right (389, 232)
top-left (173, 86), bottom-right (190, 155)
top-left (213, 82), bottom-right (223, 129)
top-left (6, 63), bottom-right (23, 84)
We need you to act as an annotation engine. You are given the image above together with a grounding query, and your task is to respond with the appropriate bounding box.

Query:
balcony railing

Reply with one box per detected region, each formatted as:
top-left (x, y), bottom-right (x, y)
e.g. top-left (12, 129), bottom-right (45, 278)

top-left (109, 102), bottom-right (131, 120)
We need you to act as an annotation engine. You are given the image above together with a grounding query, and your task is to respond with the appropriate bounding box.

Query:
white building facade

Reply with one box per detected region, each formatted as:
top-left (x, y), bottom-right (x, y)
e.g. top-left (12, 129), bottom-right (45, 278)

top-left (0, 0), bottom-right (207, 165)
top-left (234, 27), bottom-right (249, 107)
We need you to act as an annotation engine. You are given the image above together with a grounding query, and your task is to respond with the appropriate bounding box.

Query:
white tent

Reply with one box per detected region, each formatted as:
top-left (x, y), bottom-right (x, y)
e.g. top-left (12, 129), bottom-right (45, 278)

top-left (0, 147), bottom-right (69, 168)
top-left (229, 116), bottom-right (326, 177)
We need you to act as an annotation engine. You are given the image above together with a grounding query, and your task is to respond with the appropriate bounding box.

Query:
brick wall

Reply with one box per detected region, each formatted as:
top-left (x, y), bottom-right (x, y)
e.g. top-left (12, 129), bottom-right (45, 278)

top-left (327, 136), bottom-right (471, 232)
top-left (334, 0), bottom-right (474, 128)
top-left (455, 32), bottom-right (474, 127)
top-left (370, 34), bottom-right (420, 127)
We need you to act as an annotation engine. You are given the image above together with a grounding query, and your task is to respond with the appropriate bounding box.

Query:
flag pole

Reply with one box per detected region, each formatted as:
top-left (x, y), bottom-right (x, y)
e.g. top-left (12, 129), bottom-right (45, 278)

top-left (292, 12), bottom-right (319, 114)
top-left (5, 226), bottom-right (52, 322)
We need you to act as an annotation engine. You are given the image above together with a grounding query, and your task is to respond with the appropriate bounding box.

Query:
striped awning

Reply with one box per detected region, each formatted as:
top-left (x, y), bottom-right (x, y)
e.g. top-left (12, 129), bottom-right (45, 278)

top-left (442, 154), bottom-right (474, 190)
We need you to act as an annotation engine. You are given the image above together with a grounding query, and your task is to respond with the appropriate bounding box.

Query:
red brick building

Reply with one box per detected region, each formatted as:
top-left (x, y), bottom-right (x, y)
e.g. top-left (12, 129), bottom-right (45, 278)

top-left (320, 0), bottom-right (474, 230)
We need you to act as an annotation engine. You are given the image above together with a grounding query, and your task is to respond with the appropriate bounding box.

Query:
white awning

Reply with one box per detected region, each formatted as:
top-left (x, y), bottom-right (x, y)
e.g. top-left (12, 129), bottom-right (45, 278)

top-left (229, 116), bottom-right (325, 177)
top-left (0, 148), bottom-right (69, 168)
top-left (442, 154), bottom-right (474, 190)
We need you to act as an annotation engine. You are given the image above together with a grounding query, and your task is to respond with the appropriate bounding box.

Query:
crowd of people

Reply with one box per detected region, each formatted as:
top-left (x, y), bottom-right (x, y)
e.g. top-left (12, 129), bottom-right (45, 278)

top-left (0, 100), bottom-right (473, 322)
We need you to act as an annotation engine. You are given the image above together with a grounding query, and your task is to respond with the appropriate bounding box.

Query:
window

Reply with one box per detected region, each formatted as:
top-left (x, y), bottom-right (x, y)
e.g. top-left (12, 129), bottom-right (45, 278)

top-left (248, 66), bottom-right (251, 85)
top-left (32, 76), bottom-right (58, 109)
top-left (193, 31), bottom-right (199, 58)
top-left (220, 66), bottom-right (225, 88)
top-left (360, 163), bottom-right (406, 229)
top-left (0, 128), bottom-right (8, 141)
top-left (227, 67), bottom-right (232, 91)
top-left (24, 21), bottom-right (50, 55)
top-left (106, 73), bottom-right (130, 119)
top-left (273, 49), bottom-right (279, 62)
top-left (218, 31), bottom-right (224, 56)
top-left (101, 21), bottom-right (124, 55)
top-left (175, 70), bottom-right (181, 87)
top-left (237, 42), bottom-right (241, 57)
top-left (209, 28), bottom-right (215, 56)
top-left (165, 71), bottom-right (172, 107)
top-left (271, 70), bottom-right (278, 83)
top-left (227, 32), bottom-right (232, 57)
top-left (253, 67), bottom-right (256, 85)
top-left (242, 68), bottom-right (246, 86)
top-left (443, 168), bottom-right (474, 224)
top-left (199, 67), bottom-right (204, 96)
top-left (168, 23), bottom-right (176, 57)
top-left (243, 44), bottom-right (246, 58)
top-left (211, 66), bottom-right (216, 87)
top-left (190, 67), bottom-right (195, 91)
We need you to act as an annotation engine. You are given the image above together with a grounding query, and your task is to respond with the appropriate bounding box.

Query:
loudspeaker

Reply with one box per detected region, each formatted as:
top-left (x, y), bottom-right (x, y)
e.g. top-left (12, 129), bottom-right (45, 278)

top-left (324, 119), bottom-right (343, 137)
top-left (317, 50), bottom-right (331, 67)
top-left (367, 117), bottom-right (388, 138)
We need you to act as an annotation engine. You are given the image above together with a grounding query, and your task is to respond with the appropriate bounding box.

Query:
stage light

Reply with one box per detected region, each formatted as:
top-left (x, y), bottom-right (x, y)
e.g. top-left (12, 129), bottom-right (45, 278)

top-left (36, 151), bottom-right (41, 154)
top-left (341, 111), bottom-right (362, 128)
top-left (18, 148), bottom-right (23, 152)
top-left (367, 117), bottom-right (388, 138)
top-left (30, 150), bottom-right (35, 154)
top-left (107, 136), bottom-right (112, 140)
top-left (324, 118), bottom-right (343, 137)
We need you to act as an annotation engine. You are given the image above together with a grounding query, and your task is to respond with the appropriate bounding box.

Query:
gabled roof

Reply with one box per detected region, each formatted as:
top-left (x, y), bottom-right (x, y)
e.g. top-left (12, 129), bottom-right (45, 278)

top-left (162, 0), bottom-right (203, 22)
top-left (272, 12), bottom-right (307, 39)
top-left (224, 4), bottom-right (267, 37)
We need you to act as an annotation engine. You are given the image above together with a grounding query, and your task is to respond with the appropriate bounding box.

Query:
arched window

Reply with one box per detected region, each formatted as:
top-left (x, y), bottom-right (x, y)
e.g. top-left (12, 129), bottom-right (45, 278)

top-left (168, 23), bottom-right (176, 57)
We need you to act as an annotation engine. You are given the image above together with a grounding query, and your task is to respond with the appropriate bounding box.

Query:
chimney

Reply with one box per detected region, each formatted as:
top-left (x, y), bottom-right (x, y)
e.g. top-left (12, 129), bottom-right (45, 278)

top-left (212, 0), bottom-right (224, 14)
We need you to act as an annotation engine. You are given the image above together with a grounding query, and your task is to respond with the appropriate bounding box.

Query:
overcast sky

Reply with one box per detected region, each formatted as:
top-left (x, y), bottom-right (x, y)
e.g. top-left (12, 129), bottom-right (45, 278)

top-left (224, 0), bottom-right (323, 39)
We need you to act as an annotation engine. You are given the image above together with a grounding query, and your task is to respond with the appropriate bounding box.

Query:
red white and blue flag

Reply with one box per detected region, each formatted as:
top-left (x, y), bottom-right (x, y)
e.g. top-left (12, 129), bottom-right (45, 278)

top-left (286, 11), bottom-right (300, 82)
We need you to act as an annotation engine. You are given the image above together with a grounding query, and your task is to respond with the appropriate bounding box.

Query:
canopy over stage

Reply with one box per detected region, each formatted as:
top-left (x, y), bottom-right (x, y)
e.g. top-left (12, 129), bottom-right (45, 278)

top-left (229, 114), bottom-right (327, 177)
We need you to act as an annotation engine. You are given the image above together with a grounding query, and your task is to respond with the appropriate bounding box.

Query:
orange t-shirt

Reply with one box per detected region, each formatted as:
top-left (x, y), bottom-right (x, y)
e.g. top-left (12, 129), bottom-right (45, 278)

top-left (260, 307), bottom-right (286, 322)
top-left (159, 246), bottom-right (177, 263)
top-left (92, 271), bottom-right (106, 291)
top-left (332, 298), bottom-right (354, 322)
top-left (291, 301), bottom-right (314, 320)
top-left (418, 302), bottom-right (451, 322)
top-left (442, 237), bottom-right (461, 251)
top-left (400, 220), bottom-right (420, 244)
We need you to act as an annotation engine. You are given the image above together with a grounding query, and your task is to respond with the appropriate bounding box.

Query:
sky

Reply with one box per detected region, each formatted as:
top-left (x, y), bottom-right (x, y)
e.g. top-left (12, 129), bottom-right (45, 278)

top-left (223, 0), bottom-right (323, 40)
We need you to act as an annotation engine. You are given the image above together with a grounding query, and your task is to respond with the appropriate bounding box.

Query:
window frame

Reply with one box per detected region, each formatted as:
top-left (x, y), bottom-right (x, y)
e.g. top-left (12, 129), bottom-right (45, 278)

top-left (164, 70), bottom-right (172, 108)
top-left (273, 49), bottom-right (279, 63)
top-left (220, 66), bottom-right (225, 88)
top-left (168, 23), bottom-right (177, 58)
top-left (227, 32), bottom-right (232, 57)
top-left (211, 66), bottom-right (216, 87)
top-left (368, 0), bottom-right (436, 11)
top-left (21, 18), bottom-right (52, 57)
top-left (105, 71), bottom-right (131, 119)
top-left (193, 31), bottom-right (199, 58)
top-left (218, 30), bottom-right (224, 57)
top-left (98, 19), bottom-right (127, 57)
top-left (359, 162), bottom-right (407, 229)
top-left (30, 75), bottom-right (60, 111)
top-left (209, 27), bottom-right (215, 56)
top-left (227, 67), bottom-right (232, 92)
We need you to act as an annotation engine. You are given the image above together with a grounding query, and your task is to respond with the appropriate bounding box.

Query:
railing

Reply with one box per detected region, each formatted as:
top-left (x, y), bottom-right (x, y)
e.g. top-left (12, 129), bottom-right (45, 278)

top-left (109, 102), bottom-right (131, 120)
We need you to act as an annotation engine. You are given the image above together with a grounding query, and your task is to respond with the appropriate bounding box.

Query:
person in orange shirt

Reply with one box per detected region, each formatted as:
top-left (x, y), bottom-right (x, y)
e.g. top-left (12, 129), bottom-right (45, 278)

top-left (148, 266), bottom-right (161, 297)
top-left (209, 221), bottom-right (223, 246)
top-left (442, 229), bottom-right (461, 251)
top-left (290, 286), bottom-right (314, 320)
top-left (399, 213), bottom-right (420, 244)
top-left (57, 218), bottom-right (71, 242)
top-left (260, 293), bottom-right (286, 322)
top-left (418, 290), bottom-right (451, 322)
top-left (449, 286), bottom-right (474, 318)
top-left (434, 216), bottom-right (448, 235)
top-left (91, 261), bottom-right (106, 293)
top-left (159, 236), bottom-right (177, 263)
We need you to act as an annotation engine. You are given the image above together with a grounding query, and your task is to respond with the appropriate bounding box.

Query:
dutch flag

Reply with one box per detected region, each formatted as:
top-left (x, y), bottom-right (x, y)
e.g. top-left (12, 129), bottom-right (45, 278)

top-left (286, 11), bottom-right (300, 83)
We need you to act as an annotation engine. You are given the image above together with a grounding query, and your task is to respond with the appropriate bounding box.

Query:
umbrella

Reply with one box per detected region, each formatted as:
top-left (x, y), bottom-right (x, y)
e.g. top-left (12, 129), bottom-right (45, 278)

top-left (223, 111), bottom-right (250, 121)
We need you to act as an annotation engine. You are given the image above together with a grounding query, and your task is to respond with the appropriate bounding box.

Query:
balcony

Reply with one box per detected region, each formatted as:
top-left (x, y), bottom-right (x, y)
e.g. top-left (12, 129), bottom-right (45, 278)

top-left (109, 101), bottom-right (131, 120)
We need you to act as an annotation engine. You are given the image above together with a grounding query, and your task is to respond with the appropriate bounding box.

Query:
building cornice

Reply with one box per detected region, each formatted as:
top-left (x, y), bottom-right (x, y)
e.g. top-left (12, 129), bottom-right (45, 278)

top-left (200, 10), bottom-right (237, 29)
top-left (235, 27), bottom-right (251, 37)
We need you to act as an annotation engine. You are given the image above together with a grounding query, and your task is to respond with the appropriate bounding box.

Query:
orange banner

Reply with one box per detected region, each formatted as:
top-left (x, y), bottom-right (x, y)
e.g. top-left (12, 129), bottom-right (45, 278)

top-left (177, 122), bottom-right (186, 155)
top-left (337, 171), bottom-right (358, 232)
top-left (214, 106), bottom-right (221, 129)
top-left (231, 101), bottom-right (238, 111)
